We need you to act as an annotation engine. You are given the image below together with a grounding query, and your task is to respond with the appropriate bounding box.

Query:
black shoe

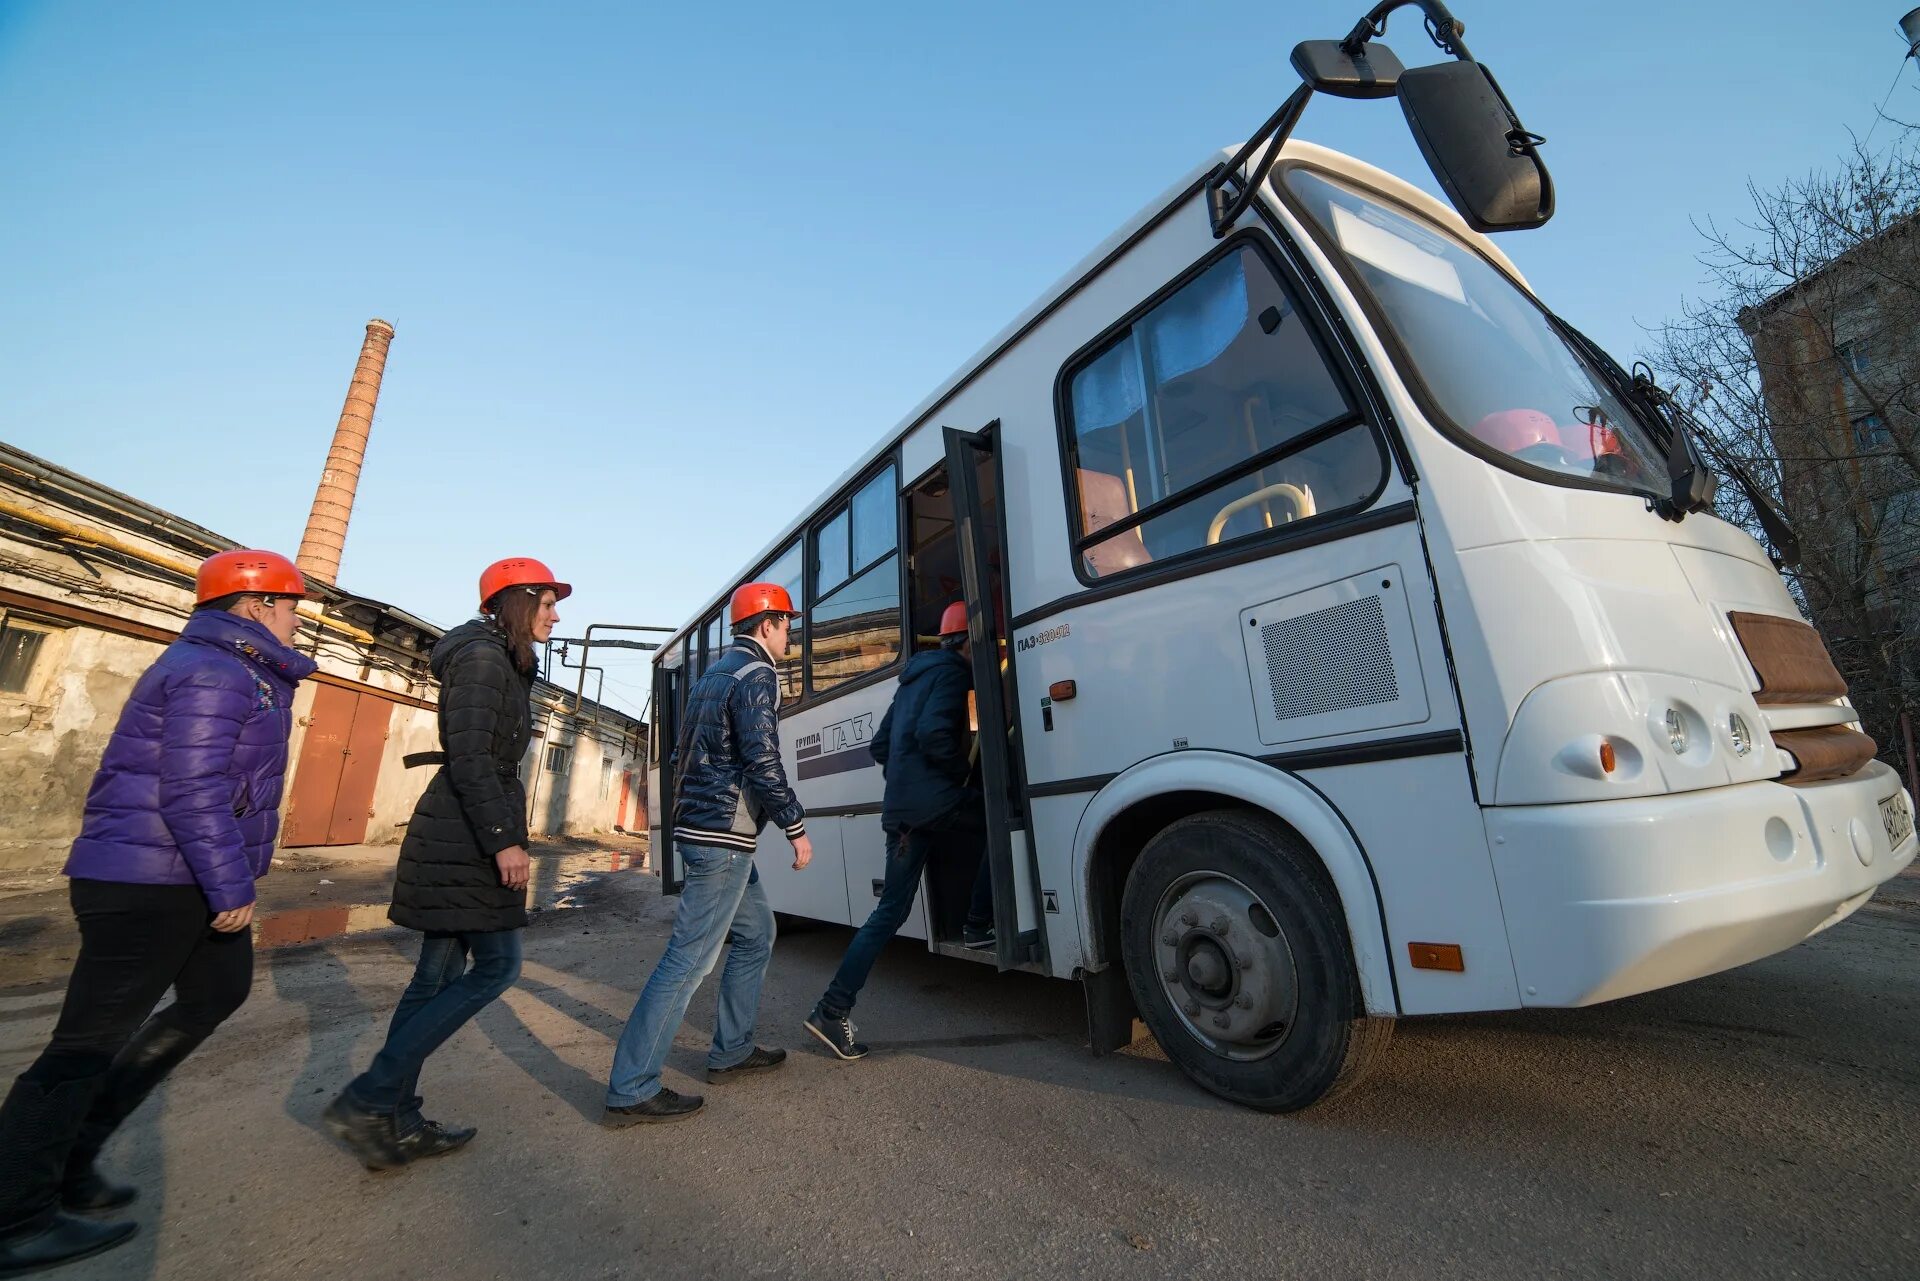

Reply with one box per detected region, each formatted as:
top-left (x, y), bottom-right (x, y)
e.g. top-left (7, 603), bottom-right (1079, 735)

top-left (393, 1118), bottom-right (476, 1163)
top-left (706, 1046), bottom-right (787, 1083)
top-left (962, 925), bottom-right (995, 951)
top-left (322, 1092), bottom-right (409, 1171)
top-left (0, 1073), bottom-right (137, 1276)
top-left (59, 1165), bottom-right (136, 1214)
top-left (601, 1088), bottom-right (704, 1128)
top-left (0, 1210), bottom-right (137, 1277)
top-left (803, 1006), bottom-right (870, 1061)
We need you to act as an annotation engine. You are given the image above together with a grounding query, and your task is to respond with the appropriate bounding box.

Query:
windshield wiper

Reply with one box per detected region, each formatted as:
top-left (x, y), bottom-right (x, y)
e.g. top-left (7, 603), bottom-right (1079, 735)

top-left (1626, 364), bottom-right (1717, 523)
top-left (1548, 316), bottom-right (1715, 521)
top-left (1623, 366), bottom-right (1799, 565)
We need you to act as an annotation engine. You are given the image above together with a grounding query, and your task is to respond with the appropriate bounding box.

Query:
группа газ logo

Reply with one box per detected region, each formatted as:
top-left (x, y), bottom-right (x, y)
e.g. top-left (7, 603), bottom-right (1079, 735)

top-left (795, 712), bottom-right (877, 780)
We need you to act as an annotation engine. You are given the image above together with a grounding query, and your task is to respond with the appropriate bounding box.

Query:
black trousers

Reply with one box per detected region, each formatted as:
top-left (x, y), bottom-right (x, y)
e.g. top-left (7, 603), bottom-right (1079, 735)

top-left (24, 879), bottom-right (252, 1087)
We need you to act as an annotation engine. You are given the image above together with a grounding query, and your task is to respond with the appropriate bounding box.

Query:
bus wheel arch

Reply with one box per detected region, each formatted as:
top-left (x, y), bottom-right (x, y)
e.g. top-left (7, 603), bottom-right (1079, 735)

top-left (1072, 753), bottom-right (1398, 1021)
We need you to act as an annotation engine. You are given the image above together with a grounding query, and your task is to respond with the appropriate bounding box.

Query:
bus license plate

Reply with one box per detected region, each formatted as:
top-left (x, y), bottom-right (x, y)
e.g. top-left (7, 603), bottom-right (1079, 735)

top-left (1879, 792), bottom-right (1913, 848)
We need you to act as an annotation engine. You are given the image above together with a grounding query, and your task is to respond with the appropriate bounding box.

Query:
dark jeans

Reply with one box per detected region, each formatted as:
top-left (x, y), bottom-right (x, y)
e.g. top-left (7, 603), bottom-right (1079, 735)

top-left (345, 929), bottom-right (522, 1125)
top-left (24, 879), bottom-right (252, 1088)
top-left (820, 818), bottom-right (993, 1016)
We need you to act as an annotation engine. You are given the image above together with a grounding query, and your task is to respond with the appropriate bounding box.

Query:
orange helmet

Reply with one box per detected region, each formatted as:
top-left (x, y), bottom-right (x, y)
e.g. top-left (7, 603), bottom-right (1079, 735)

top-left (939, 602), bottom-right (970, 636)
top-left (479, 557), bottom-right (572, 610)
top-left (730, 581), bottom-right (796, 624)
top-left (196, 550), bottom-right (305, 603)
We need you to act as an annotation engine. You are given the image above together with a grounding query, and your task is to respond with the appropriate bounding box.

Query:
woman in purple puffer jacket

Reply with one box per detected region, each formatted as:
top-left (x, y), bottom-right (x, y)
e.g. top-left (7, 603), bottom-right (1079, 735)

top-left (0, 550), bottom-right (316, 1277)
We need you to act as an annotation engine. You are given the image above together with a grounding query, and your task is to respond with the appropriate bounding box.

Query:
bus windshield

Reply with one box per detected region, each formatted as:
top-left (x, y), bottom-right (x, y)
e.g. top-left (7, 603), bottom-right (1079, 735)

top-left (1284, 167), bottom-right (1666, 499)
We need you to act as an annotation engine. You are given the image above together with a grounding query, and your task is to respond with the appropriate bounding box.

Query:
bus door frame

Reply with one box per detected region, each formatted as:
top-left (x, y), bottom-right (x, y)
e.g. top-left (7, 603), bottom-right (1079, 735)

top-left (943, 421), bottom-right (1049, 972)
top-left (652, 644), bottom-right (688, 895)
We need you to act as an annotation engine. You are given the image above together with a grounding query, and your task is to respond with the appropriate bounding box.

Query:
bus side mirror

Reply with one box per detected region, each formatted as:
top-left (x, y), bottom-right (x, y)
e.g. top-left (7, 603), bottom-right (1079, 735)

top-left (1396, 59), bottom-right (1553, 233)
top-left (1291, 39), bottom-right (1404, 99)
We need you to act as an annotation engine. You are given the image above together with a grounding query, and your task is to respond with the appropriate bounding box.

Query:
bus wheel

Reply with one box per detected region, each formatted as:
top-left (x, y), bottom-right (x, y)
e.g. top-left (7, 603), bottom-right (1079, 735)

top-left (1119, 808), bottom-right (1390, 1111)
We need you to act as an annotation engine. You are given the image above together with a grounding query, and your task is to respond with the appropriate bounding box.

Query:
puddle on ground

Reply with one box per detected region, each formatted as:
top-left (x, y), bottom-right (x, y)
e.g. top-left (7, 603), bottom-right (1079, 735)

top-left (252, 848), bottom-right (650, 949)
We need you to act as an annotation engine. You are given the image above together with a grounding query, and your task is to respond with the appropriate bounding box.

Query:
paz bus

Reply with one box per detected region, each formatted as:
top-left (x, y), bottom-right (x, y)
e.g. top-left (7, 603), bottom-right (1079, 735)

top-left (646, 1), bottom-right (1918, 1110)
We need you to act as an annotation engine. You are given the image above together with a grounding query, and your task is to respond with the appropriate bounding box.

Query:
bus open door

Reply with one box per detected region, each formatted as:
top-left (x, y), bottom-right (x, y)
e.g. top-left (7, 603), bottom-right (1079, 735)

top-left (943, 422), bottom-right (1049, 973)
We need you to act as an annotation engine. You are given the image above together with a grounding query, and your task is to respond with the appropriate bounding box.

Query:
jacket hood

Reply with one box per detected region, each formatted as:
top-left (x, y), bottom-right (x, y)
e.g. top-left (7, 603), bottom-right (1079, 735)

top-left (431, 617), bottom-right (516, 681)
top-left (181, 609), bottom-right (318, 686)
top-left (899, 647), bottom-right (969, 689)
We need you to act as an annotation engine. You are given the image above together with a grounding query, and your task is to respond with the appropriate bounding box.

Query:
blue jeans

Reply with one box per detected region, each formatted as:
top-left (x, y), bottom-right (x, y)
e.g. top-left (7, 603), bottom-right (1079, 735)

top-left (346, 929), bottom-right (523, 1123)
top-left (820, 821), bottom-right (993, 1016)
top-left (605, 842), bottom-right (775, 1106)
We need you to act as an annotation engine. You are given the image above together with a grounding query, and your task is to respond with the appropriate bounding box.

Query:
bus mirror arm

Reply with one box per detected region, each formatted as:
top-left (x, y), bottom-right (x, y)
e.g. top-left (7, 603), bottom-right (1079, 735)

top-left (1338, 0), bottom-right (1473, 62)
top-left (1213, 2), bottom-right (1543, 239)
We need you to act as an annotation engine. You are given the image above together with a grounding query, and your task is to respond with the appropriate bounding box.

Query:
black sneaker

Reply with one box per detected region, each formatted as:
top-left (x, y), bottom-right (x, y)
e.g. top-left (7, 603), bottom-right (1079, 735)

top-left (601, 1087), bottom-right (704, 1127)
top-left (707, 1046), bottom-right (787, 1083)
top-left (962, 925), bottom-right (995, 951)
top-left (394, 1117), bottom-right (476, 1162)
top-left (804, 1005), bottom-right (870, 1060)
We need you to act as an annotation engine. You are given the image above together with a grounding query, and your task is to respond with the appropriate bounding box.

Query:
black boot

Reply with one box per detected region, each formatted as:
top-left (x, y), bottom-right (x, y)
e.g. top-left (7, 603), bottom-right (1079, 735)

top-left (62, 1023), bottom-right (202, 1215)
top-left (393, 1118), bottom-right (476, 1162)
top-left (322, 1092), bottom-right (409, 1171)
top-left (0, 1074), bottom-right (138, 1276)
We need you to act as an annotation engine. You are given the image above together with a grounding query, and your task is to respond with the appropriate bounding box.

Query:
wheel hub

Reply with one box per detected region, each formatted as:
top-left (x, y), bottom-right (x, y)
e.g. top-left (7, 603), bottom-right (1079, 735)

top-left (1152, 872), bottom-right (1298, 1060)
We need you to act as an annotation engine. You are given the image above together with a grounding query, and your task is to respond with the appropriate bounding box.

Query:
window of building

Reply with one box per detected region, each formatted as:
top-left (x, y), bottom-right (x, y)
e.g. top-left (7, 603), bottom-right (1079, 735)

top-left (1853, 413), bottom-right (1891, 450)
top-left (1837, 340), bottom-right (1871, 375)
top-left (600, 756), bottom-right (615, 798)
top-left (1062, 242), bottom-right (1380, 579)
top-left (810, 464), bottom-right (901, 692)
top-left (545, 743), bottom-right (572, 775)
top-left (0, 618), bottom-right (57, 696)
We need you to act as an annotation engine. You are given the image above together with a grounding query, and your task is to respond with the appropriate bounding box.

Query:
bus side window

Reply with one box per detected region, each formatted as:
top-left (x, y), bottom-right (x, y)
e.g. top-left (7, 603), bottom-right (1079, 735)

top-left (809, 463), bottom-right (902, 694)
top-left (1062, 243), bottom-right (1383, 579)
top-left (759, 538), bottom-right (806, 707)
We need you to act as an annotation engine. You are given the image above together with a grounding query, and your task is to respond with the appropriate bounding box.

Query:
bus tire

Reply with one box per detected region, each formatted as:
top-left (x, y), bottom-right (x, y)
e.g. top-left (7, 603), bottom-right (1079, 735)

top-left (1119, 807), bottom-right (1390, 1111)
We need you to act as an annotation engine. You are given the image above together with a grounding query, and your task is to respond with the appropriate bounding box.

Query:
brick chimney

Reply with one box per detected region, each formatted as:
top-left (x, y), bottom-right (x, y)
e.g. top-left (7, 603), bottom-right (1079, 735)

top-left (296, 319), bottom-right (395, 585)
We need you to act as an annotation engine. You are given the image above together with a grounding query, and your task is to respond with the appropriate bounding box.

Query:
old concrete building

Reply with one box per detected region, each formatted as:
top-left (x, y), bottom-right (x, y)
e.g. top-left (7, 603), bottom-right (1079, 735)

top-left (0, 439), bottom-right (645, 871)
top-left (1737, 215), bottom-right (1920, 765)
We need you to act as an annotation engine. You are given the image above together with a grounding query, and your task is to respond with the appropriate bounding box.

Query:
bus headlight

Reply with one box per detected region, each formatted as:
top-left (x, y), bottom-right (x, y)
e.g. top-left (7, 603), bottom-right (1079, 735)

top-left (1662, 707), bottom-right (1689, 755)
top-left (1728, 712), bottom-right (1753, 757)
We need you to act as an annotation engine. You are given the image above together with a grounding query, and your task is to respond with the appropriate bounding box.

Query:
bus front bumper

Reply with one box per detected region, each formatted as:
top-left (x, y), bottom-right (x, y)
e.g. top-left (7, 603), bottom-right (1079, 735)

top-left (1485, 761), bottom-right (1917, 1008)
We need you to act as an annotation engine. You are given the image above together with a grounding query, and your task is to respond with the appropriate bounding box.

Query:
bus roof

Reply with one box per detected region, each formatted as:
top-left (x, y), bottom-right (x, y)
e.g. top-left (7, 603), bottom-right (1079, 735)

top-left (660, 140), bottom-right (1527, 653)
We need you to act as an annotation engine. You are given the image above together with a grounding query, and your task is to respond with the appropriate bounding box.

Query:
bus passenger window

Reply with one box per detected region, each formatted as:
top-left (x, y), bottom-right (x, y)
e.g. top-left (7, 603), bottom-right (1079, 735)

top-left (1062, 245), bottom-right (1379, 578)
top-left (810, 464), bottom-right (902, 693)
top-left (760, 538), bottom-right (806, 707)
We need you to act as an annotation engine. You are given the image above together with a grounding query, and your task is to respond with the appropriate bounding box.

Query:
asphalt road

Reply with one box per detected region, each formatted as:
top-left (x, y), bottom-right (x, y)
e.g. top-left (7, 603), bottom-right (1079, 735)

top-left (0, 863), bottom-right (1915, 1280)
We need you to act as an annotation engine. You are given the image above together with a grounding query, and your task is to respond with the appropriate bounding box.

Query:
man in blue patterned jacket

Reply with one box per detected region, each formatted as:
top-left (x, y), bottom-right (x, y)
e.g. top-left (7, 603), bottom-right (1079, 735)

top-left (603, 581), bottom-right (811, 1126)
top-left (0, 549), bottom-right (315, 1276)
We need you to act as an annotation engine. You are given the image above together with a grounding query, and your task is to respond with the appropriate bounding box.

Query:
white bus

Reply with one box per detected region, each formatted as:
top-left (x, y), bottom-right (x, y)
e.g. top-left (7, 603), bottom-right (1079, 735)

top-left (645, 3), bottom-right (1918, 1110)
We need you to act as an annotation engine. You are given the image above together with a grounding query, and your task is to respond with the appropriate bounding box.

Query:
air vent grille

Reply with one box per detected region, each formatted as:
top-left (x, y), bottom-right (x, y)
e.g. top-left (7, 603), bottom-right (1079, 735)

top-left (1262, 594), bottom-right (1397, 721)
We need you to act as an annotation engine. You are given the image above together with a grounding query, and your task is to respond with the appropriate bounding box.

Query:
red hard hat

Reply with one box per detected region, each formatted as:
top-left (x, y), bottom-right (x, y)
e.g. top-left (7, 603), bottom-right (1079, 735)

top-left (939, 602), bottom-right (970, 636)
top-left (1472, 408), bottom-right (1561, 455)
top-left (731, 582), bottom-right (797, 624)
top-left (479, 557), bottom-right (572, 610)
top-left (195, 550), bottom-right (305, 603)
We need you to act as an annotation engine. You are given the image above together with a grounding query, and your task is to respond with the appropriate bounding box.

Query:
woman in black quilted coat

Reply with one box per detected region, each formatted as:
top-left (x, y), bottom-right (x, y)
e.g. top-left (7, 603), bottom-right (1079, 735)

top-left (324, 557), bottom-right (568, 1170)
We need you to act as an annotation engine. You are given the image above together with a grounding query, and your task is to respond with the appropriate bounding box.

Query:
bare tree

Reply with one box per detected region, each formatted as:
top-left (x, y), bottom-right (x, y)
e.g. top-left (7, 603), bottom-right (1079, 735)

top-left (1642, 127), bottom-right (1920, 775)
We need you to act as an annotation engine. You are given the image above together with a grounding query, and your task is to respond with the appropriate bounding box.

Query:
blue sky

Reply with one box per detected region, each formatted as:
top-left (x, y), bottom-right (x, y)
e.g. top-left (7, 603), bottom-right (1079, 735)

top-left (0, 0), bottom-right (1907, 715)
